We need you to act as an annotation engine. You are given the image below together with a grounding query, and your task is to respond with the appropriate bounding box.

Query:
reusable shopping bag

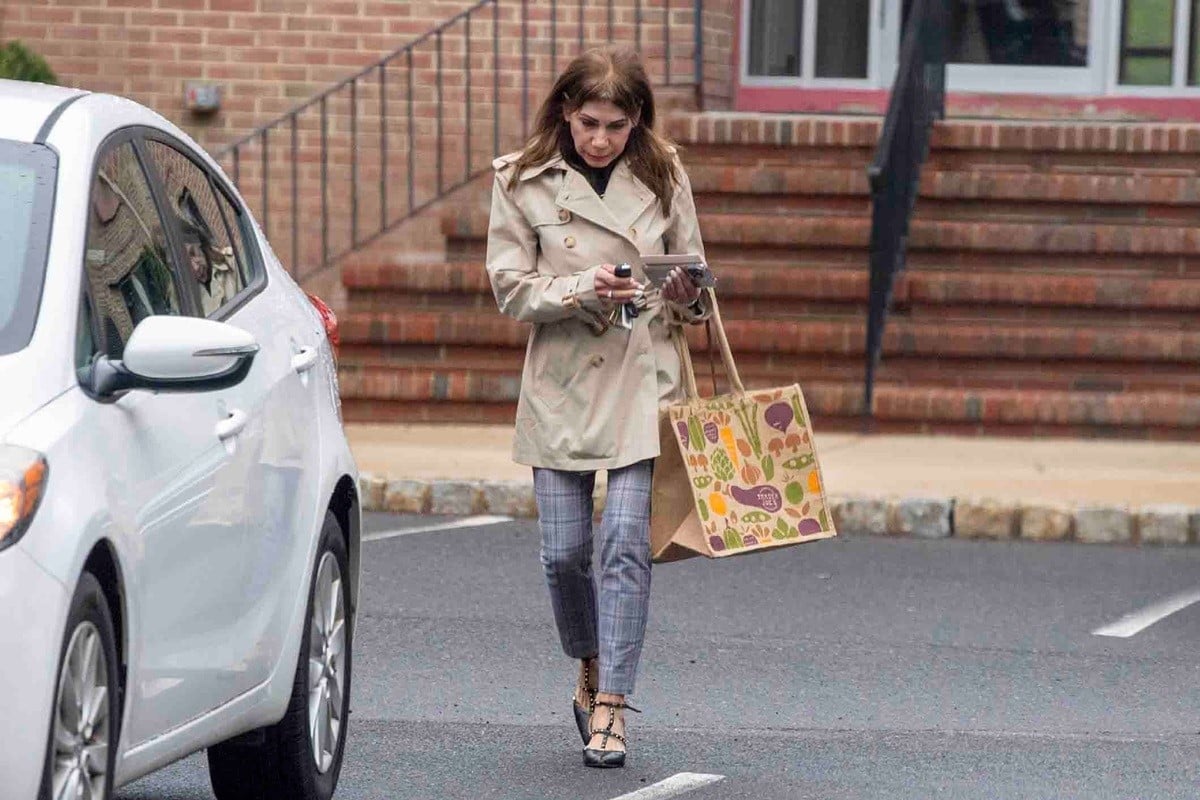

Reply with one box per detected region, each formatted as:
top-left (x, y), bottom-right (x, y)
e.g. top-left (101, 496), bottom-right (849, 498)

top-left (651, 297), bottom-right (836, 562)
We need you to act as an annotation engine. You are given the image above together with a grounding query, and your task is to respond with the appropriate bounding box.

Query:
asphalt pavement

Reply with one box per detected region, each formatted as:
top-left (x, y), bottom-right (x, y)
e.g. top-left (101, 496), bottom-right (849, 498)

top-left (116, 513), bottom-right (1200, 800)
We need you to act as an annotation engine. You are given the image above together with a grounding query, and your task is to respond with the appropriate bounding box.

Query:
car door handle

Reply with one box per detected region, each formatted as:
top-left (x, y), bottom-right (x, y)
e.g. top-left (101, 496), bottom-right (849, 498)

top-left (291, 346), bottom-right (319, 375)
top-left (215, 409), bottom-right (249, 441)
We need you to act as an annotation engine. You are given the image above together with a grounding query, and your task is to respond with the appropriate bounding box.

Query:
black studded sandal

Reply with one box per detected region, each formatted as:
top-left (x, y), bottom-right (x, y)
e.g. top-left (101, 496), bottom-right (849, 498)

top-left (583, 699), bottom-right (641, 769)
top-left (572, 658), bottom-right (598, 745)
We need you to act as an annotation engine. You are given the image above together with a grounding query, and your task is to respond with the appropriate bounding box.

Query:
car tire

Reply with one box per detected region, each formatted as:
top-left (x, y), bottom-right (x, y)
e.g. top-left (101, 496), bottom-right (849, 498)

top-left (40, 572), bottom-right (121, 800)
top-left (207, 511), bottom-right (352, 800)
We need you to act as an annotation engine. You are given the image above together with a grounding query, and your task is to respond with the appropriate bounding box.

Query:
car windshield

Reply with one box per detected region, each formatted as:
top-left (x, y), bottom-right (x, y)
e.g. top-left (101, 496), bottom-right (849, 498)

top-left (0, 139), bottom-right (57, 355)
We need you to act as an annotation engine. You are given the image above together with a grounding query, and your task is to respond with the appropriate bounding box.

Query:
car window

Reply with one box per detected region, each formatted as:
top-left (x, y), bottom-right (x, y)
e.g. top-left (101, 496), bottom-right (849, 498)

top-left (143, 140), bottom-right (248, 318)
top-left (0, 139), bottom-right (57, 356)
top-left (80, 141), bottom-right (183, 363)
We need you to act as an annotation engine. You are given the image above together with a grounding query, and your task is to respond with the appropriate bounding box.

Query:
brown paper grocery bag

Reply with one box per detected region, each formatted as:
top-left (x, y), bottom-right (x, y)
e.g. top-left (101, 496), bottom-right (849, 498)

top-left (650, 297), bottom-right (836, 562)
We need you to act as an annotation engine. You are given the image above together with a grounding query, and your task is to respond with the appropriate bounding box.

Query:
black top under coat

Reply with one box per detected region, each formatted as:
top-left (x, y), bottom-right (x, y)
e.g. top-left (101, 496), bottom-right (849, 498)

top-left (563, 147), bottom-right (619, 198)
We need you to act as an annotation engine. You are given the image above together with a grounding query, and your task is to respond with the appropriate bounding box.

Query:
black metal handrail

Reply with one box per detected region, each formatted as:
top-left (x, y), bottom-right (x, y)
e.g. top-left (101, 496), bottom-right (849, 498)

top-left (863, 0), bottom-right (947, 419)
top-left (216, 0), bottom-right (705, 283)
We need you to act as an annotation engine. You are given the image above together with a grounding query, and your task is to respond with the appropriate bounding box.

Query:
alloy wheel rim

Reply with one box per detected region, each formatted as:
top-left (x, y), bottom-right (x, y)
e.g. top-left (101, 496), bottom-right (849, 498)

top-left (307, 552), bottom-right (346, 774)
top-left (52, 621), bottom-right (110, 800)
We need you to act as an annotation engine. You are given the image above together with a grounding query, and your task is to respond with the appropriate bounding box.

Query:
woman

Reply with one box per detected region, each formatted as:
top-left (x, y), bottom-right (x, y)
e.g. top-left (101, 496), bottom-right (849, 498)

top-left (485, 46), bottom-right (711, 768)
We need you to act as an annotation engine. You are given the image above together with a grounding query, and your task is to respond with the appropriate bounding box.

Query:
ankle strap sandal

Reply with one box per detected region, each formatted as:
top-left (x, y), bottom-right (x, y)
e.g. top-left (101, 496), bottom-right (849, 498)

top-left (571, 659), bottom-right (600, 745)
top-left (583, 700), bottom-right (641, 769)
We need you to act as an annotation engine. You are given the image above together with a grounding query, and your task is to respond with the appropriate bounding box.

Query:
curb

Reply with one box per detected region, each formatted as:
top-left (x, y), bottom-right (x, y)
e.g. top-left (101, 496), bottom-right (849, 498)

top-left (357, 473), bottom-right (1200, 547)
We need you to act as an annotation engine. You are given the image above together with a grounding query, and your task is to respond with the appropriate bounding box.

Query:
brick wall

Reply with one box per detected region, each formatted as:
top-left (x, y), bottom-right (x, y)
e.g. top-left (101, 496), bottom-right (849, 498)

top-left (3, 0), bottom-right (729, 283)
top-left (2, 0), bottom-right (727, 151)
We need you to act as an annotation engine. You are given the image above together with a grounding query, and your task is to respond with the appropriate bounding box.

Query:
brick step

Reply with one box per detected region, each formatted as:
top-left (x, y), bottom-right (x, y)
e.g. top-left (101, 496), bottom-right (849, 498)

top-left (338, 309), bottom-right (1200, 365)
top-left (442, 208), bottom-right (1200, 256)
top-left (440, 234), bottom-right (1200, 275)
top-left (345, 294), bottom-right (1200, 326)
top-left (693, 194), bottom-right (1200, 227)
top-left (343, 261), bottom-right (1200, 320)
top-left (666, 114), bottom-right (1200, 171)
top-left (337, 345), bottom-right (1200, 394)
top-left (689, 164), bottom-right (1200, 208)
top-left (336, 364), bottom-right (1200, 435)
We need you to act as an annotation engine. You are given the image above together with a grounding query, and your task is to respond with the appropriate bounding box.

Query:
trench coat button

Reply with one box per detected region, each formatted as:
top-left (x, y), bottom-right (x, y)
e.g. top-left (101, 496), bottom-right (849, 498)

top-left (558, 208), bottom-right (571, 222)
top-left (564, 235), bottom-right (576, 248)
top-left (628, 227), bottom-right (638, 239)
top-left (589, 354), bottom-right (605, 368)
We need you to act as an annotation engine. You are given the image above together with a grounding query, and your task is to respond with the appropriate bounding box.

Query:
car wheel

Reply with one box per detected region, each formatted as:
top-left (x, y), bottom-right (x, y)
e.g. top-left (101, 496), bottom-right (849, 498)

top-left (40, 572), bottom-right (120, 800)
top-left (208, 511), bottom-right (352, 800)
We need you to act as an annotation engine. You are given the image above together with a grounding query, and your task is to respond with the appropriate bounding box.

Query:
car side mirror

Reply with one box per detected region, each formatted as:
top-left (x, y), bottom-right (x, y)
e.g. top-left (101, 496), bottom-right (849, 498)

top-left (86, 316), bottom-right (259, 398)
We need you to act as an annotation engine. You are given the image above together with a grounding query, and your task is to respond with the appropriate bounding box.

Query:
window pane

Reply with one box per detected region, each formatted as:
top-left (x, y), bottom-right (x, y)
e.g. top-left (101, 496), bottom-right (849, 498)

top-left (748, 0), bottom-right (803, 77)
top-left (816, 0), bottom-right (870, 78)
top-left (1120, 0), bottom-right (1176, 85)
top-left (144, 140), bottom-right (248, 317)
top-left (950, 0), bottom-right (1089, 67)
top-left (0, 140), bottom-right (56, 355)
top-left (84, 142), bottom-right (181, 360)
top-left (212, 183), bottom-right (253, 289)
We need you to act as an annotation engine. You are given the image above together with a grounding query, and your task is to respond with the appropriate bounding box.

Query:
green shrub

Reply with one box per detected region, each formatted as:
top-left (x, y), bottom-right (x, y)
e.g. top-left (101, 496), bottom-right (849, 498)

top-left (0, 41), bottom-right (57, 84)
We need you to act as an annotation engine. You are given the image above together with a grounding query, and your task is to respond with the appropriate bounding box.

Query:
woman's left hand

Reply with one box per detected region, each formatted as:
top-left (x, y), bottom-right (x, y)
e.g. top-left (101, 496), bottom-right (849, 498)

top-left (660, 266), bottom-right (700, 305)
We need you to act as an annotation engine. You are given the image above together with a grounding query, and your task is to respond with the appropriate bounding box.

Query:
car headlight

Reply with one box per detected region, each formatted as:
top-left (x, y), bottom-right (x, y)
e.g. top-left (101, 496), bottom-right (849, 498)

top-left (0, 445), bottom-right (48, 552)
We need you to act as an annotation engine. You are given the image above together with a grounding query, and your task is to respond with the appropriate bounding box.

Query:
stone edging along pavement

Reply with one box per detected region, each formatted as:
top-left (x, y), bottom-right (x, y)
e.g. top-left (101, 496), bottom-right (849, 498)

top-left (357, 474), bottom-right (1200, 547)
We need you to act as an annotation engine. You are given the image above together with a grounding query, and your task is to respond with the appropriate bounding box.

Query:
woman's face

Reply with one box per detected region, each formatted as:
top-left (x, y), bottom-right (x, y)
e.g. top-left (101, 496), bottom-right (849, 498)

top-left (563, 100), bottom-right (637, 169)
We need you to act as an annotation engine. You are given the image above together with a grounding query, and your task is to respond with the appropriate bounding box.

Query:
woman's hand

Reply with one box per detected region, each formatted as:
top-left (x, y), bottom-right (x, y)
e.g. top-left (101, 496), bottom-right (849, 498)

top-left (661, 266), bottom-right (700, 305)
top-left (594, 263), bottom-right (642, 306)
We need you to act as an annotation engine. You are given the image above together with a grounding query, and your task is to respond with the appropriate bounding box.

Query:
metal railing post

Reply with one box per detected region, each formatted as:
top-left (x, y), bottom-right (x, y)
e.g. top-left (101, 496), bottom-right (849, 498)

top-left (436, 30), bottom-right (444, 193)
top-left (694, 0), bottom-right (704, 106)
top-left (379, 63), bottom-right (388, 230)
top-left (350, 78), bottom-right (359, 247)
top-left (521, 0), bottom-right (529, 141)
top-left (319, 96), bottom-right (328, 269)
top-left (407, 47), bottom-right (415, 213)
top-left (290, 114), bottom-right (298, 274)
top-left (636, 0), bottom-right (642, 54)
top-left (465, 12), bottom-right (472, 181)
top-left (493, 0), bottom-right (500, 158)
top-left (665, 0), bottom-right (672, 84)
top-left (260, 129), bottom-right (269, 238)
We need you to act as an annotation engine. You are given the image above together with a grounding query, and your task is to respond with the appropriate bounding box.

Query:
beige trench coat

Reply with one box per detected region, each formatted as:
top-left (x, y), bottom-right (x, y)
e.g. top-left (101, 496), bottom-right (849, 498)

top-left (486, 150), bottom-right (712, 471)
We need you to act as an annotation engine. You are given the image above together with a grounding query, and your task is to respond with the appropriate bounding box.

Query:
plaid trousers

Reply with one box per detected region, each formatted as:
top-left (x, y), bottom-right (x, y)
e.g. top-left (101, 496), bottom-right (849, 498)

top-left (533, 459), bottom-right (654, 696)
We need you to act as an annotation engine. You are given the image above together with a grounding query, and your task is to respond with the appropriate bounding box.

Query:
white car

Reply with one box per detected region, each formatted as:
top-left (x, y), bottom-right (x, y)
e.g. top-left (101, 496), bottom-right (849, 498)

top-left (0, 79), bottom-right (360, 800)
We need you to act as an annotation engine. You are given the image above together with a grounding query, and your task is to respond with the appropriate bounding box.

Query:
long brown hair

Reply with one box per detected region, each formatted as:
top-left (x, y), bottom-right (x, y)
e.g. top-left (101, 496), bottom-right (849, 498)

top-left (508, 46), bottom-right (681, 214)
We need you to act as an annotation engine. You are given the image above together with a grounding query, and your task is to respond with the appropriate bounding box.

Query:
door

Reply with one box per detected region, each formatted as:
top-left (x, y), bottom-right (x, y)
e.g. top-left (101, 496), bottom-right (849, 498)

top-left (142, 136), bottom-right (327, 688)
top-left (943, 0), bottom-right (1108, 93)
top-left (77, 138), bottom-right (256, 744)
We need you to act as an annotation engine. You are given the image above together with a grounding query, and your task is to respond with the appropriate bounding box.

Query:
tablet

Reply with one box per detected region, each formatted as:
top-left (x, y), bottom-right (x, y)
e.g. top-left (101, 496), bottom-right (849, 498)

top-left (640, 253), bottom-right (715, 288)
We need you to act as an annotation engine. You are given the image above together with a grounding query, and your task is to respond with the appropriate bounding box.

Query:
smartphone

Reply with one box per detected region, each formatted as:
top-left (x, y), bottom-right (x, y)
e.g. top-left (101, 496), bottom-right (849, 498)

top-left (640, 253), bottom-right (715, 289)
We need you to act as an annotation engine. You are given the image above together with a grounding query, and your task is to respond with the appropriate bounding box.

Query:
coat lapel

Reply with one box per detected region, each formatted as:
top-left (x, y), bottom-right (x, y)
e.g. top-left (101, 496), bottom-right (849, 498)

top-left (555, 159), bottom-right (656, 246)
top-left (604, 159), bottom-right (656, 230)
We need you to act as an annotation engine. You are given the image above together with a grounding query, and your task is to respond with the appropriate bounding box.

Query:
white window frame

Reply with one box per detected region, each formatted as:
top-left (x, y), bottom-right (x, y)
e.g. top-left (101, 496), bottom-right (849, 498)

top-left (739, 0), bottom-right (893, 89)
top-left (946, 0), bottom-right (1110, 95)
top-left (1106, 0), bottom-right (1200, 95)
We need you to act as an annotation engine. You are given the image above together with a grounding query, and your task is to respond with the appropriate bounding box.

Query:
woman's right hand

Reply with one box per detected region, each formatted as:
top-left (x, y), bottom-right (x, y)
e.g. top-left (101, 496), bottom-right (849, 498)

top-left (593, 263), bottom-right (643, 305)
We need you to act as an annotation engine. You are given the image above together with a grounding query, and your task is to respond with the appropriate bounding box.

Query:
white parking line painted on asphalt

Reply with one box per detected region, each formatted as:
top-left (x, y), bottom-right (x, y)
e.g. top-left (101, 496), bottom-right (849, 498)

top-left (1092, 589), bottom-right (1200, 638)
top-left (364, 515), bottom-right (513, 542)
top-left (609, 773), bottom-right (725, 800)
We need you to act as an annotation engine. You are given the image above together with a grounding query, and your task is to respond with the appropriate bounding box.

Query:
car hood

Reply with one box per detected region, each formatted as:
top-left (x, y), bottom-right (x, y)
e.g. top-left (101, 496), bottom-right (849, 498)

top-left (0, 351), bottom-right (70, 440)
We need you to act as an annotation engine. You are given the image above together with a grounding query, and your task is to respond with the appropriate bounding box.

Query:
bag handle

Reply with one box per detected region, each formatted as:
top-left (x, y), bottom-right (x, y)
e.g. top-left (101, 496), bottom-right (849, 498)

top-left (673, 290), bottom-right (745, 402)
top-left (673, 323), bottom-right (701, 402)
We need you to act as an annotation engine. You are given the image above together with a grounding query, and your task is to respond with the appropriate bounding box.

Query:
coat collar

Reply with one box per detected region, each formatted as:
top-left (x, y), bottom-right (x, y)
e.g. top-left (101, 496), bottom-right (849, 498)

top-left (556, 157), bottom-right (656, 246)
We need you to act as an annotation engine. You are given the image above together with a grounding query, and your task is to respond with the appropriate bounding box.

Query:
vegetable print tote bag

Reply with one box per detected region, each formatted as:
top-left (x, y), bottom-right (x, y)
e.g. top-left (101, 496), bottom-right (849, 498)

top-left (650, 297), bottom-right (837, 563)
